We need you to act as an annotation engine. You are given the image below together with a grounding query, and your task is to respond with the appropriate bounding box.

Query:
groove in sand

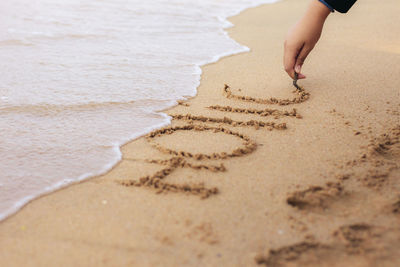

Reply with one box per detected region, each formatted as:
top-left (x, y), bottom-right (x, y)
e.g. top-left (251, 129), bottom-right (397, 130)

top-left (223, 84), bottom-right (310, 105)
top-left (117, 83), bottom-right (310, 197)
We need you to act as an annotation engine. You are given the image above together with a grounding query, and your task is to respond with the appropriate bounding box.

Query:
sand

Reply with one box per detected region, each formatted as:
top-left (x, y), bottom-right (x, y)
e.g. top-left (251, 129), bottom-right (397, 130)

top-left (1, 0), bottom-right (400, 266)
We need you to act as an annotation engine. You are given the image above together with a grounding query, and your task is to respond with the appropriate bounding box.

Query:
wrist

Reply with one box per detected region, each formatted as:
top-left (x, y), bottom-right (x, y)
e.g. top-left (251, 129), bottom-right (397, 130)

top-left (318, 0), bottom-right (334, 13)
top-left (308, 0), bottom-right (331, 22)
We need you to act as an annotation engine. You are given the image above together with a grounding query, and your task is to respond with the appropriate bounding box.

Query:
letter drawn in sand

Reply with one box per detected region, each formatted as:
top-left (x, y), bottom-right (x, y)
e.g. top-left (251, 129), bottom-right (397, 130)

top-left (117, 125), bottom-right (257, 198)
top-left (117, 83), bottom-right (311, 198)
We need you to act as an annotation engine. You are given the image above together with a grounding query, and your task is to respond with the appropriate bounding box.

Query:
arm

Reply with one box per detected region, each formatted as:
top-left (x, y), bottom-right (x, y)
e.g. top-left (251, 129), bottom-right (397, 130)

top-left (283, 0), bottom-right (357, 79)
top-left (283, 0), bottom-right (331, 79)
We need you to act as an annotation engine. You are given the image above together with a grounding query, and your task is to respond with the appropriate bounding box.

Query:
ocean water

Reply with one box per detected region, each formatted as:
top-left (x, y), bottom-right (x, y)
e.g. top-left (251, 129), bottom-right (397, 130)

top-left (0, 0), bottom-right (276, 221)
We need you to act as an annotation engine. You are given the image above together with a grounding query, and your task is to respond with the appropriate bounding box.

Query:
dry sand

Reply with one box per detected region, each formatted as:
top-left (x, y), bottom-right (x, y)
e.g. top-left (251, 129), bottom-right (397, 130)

top-left (1, 0), bottom-right (400, 266)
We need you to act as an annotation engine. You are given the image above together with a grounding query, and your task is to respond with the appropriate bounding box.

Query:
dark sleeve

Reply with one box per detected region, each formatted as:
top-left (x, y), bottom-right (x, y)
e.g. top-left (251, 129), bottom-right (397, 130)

top-left (324, 0), bottom-right (357, 13)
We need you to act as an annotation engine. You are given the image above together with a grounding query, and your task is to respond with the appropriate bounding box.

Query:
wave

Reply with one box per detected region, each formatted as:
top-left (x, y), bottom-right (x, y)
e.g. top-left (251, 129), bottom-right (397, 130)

top-left (0, 0), bottom-right (278, 221)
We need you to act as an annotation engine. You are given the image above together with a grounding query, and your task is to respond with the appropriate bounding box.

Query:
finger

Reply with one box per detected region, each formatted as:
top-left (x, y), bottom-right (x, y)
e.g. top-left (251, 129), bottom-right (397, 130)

top-left (297, 73), bottom-right (306, 79)
top-left (294, 44), bottom-right (313, 75)
top-left (283, 42), bottom-right (302, 79)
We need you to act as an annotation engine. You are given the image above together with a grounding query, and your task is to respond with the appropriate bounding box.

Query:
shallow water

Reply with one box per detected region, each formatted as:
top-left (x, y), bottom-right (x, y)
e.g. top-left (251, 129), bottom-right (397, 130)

top-left (0, 0), bottom-right (276, 220)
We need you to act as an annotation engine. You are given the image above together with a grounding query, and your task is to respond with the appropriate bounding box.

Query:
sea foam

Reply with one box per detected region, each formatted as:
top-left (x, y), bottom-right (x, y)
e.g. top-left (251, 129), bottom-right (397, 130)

top-left (0, 0), bottom-right (277, 221)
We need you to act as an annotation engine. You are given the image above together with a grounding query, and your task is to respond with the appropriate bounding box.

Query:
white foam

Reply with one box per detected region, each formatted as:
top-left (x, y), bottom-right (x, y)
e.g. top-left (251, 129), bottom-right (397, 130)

top-left (0, 0), bottom-right (277, 221)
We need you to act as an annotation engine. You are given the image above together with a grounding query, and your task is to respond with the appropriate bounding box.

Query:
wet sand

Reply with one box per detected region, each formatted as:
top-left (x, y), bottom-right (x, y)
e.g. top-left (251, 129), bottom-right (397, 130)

top-left (1, 0), bottom-right (400, 266)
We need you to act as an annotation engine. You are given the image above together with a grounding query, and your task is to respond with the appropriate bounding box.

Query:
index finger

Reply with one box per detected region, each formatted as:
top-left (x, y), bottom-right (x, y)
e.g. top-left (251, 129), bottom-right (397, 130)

top-left (283, 43), bottom-right (299, 79)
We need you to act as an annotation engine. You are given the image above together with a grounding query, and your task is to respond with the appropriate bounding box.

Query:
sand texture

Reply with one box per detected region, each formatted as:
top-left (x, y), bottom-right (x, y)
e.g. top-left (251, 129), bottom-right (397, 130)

top-left (1, 0), bottom-right (400, 266)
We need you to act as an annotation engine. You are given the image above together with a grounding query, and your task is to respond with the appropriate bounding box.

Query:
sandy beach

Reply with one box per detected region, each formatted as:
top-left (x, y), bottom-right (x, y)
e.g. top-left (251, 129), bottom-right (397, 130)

top-left (1, 0), bottom-right (400, 266)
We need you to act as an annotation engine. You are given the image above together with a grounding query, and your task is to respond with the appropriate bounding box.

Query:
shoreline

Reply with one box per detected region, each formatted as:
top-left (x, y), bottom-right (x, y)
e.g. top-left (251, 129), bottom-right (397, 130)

top-left (1, 0), bottom-right (400, 266)
top-left (0, 0), bottom-right (277, 223)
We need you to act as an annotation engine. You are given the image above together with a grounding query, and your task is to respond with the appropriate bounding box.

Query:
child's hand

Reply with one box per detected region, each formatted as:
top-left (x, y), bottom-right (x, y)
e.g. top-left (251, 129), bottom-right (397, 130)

top-left (284, 0), bottom-right (331, 79)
